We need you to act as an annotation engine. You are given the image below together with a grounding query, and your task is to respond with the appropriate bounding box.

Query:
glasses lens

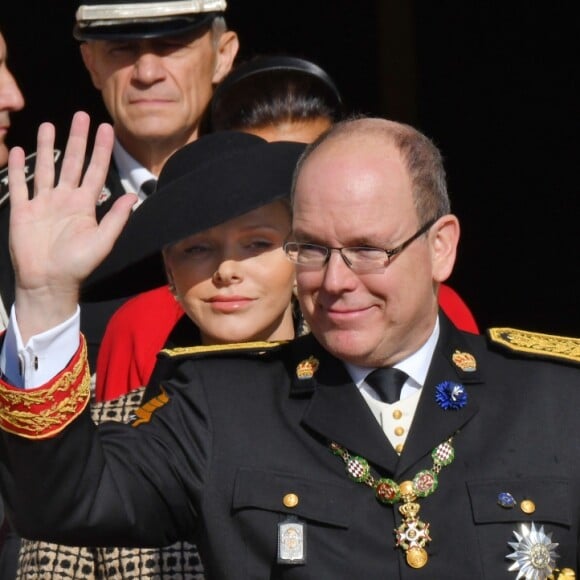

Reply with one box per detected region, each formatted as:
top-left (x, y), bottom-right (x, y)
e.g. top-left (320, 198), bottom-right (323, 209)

top-left (285, 243), bottom-right (327, 266)
top-left (343, 248), bottom-right (388, 272)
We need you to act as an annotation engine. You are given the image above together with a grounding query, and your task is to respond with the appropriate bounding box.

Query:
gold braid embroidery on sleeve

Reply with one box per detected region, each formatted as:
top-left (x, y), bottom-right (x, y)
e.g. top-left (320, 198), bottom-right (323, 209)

top-left (0, 341), bottom-right (91, 437)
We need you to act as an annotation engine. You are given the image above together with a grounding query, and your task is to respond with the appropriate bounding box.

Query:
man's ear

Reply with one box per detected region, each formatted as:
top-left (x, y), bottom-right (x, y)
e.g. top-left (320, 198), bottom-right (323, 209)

top-left (212, 31), bottom-right (239, 84)
top-left (80, 43), bottom-right (103, 90)
top-left (430, 214), bottom-right (460, 283)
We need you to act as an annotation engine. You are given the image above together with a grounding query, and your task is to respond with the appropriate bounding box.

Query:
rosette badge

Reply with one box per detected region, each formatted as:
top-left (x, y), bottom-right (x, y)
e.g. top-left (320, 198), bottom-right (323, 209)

top-left (434, 381), bottom-right (467, 410)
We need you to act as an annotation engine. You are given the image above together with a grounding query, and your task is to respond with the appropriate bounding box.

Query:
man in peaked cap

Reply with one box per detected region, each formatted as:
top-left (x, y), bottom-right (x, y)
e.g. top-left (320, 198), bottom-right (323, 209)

top-left (77, 0), bottom-right (238, 368)
top-left (0, 0), bottom-right (239, 368)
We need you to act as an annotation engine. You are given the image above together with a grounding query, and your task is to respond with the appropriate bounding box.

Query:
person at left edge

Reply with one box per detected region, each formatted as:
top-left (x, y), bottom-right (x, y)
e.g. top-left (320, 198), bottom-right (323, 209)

top-left (0, 0), bottom-right (239, 368)
top-left (0, 27), bottom-right (25, 580)
top-left (0, 28), bottom-right (26, 333)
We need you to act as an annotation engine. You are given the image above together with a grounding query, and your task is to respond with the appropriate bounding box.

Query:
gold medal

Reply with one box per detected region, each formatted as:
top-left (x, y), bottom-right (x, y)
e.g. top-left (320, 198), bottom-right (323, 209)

top-left (395, 481), bottom-right (432, 568)
top-left (406, 547), bottom-right (428, 569)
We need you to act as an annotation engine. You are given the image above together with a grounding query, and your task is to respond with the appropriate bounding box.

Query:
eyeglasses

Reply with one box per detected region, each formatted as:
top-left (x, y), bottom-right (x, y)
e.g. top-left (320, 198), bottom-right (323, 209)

top-left (284, 219), bottom-right (436, 273)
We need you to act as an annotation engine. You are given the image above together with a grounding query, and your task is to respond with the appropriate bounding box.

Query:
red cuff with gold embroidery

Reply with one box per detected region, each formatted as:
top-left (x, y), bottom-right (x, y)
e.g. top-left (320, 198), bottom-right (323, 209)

top-left (0, 337), bottom-right (91, 439)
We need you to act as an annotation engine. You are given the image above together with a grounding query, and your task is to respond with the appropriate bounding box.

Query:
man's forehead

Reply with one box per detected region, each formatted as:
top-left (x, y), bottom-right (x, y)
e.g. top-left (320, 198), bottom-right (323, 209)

top-left (296, 136), bottom-right (404, 194)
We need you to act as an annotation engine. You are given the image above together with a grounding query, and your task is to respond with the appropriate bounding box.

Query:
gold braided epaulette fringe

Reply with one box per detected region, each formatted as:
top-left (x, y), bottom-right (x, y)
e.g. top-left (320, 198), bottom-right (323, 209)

top-left (488, 327), bottom-right (580, 365)
top-left (160, 340), bottom-right (286, 358)
top-left (0, 337), bottom-right (91, 439)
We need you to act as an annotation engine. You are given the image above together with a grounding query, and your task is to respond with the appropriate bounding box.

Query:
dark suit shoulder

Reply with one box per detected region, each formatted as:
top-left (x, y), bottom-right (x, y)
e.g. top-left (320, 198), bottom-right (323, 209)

top-left (487, 326), bottom-right (580, 367)
top-left (1, 150), bottom-right (62, 209)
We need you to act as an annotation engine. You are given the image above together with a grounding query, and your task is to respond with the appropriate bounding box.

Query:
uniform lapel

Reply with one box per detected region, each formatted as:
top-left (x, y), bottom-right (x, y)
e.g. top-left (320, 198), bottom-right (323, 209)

top-left (290, 336), bottom-right (400, 475)
top-left (395, 315), bottom-right (483, 478)
top-left (96, 160), bottom-right (127, 220)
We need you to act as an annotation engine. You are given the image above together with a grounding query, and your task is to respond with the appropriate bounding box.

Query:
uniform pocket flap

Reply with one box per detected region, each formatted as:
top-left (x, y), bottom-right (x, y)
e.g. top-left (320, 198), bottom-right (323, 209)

top-left (233, 467), bottom-right (352, 528)
top-left (467, 478), bottom-right (570, 526)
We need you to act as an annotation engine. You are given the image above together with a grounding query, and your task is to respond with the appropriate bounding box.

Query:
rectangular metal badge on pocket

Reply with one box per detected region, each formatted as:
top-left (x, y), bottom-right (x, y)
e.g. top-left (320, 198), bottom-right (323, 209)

top-left (277, 516), bottom-right (307, 564)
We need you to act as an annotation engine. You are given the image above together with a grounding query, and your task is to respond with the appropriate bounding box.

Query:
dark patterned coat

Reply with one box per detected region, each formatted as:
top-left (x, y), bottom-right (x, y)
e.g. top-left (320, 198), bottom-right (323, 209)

top-left (16, 388), bottom-right (205, 579)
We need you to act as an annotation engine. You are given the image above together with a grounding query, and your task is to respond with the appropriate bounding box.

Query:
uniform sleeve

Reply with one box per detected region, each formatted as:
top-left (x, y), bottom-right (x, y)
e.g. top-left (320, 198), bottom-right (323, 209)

top-left (0, 345), bottom-right (205, 548)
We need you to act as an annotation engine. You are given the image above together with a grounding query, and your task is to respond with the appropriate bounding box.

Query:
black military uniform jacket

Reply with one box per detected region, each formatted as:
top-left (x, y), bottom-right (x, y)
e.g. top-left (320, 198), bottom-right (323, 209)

top-left (0, 315), bottom-right (579, 579)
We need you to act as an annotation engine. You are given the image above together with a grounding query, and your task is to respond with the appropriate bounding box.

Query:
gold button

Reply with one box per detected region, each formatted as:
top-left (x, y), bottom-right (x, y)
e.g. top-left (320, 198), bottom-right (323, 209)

top-left (394, 426), bottom-right (405, 436)
top-left (283, 493), bottom-right (299, 508)
top-left (395, 443), bottom-right (404, 454)
top-left (392, 409), bottom-right (402, 420)
top-left (520, 499), bottom-right (536, 514)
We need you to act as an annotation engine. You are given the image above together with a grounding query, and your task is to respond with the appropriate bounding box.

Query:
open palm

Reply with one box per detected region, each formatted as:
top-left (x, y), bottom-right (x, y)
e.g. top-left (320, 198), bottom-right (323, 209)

top-left (8, 111), bottom-right (136, 338)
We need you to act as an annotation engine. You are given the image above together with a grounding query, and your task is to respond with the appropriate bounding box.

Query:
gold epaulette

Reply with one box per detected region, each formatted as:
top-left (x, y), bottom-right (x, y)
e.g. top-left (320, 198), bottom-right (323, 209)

top-left (487, 327), bottom-right (580, 365)
top-left (160, 340), bottom-right (286, 359)
top-left (0, 337), bottom-right (91, 439)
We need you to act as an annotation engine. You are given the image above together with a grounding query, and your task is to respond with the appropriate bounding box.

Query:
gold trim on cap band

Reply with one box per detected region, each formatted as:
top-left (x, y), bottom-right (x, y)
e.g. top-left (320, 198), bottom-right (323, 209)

top-left (77, 0), bottom-right (226, 24)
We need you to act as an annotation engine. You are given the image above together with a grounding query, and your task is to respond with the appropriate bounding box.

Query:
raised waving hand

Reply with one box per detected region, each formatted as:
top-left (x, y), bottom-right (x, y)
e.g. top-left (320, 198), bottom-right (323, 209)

top-left (8, 111), bottom-right (136, 340)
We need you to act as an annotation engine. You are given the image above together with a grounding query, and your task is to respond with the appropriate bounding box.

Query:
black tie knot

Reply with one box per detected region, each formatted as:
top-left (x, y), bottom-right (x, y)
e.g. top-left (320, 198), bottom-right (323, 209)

top-left (140, 178), bottom-right (157, 197)
top-left (366, 367), bottom-right (408, 404)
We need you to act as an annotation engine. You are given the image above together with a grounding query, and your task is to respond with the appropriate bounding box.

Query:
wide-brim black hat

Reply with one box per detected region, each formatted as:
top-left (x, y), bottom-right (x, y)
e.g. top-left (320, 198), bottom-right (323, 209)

top-left (74, 0), bottom-right (226, 41)
top-left (82, 131), bottom-right (305, 300)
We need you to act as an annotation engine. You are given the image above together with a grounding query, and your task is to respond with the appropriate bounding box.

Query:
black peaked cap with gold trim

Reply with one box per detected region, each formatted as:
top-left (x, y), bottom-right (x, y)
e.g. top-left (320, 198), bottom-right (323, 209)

top-left (74, 0), bottom-right (227, 41)
top-left (83, 131), bottom-right (305, 300)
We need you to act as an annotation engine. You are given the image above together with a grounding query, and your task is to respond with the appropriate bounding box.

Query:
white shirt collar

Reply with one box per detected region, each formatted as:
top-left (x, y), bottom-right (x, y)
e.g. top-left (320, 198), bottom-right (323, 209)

top-left (345, 316), bottom-right (440, 401)
top-left (112, 139), bottom-right (156, 202)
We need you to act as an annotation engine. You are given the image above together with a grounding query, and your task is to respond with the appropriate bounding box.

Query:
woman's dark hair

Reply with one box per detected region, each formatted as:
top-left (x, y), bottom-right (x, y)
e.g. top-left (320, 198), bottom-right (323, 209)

top-left (207, 55), bottom-right (344, 133)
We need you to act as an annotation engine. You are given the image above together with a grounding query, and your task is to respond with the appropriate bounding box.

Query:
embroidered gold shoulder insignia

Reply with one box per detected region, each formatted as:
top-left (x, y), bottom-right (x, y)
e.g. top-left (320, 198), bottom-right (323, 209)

top-left (296, 356), bottom-right (319, 379)
top-left (161, 340), bottom-right (285, 358)
top-left (488, 327), bottom-right (580, 364)
top-left (452, 350), bottom-right (477, 372)
top-left (131, 387), bottom-right (169, 427)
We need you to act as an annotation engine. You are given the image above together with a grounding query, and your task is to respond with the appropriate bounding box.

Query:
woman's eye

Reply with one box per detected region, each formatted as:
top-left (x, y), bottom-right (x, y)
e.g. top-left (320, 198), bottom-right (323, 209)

top-left (246, 240), bottom-right (275, 251)
top-left (184, 245), bottom-right (212, 256)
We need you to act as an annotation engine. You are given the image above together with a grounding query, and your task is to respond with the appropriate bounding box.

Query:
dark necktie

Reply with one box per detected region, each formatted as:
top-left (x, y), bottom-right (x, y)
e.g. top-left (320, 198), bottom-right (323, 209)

top-left (139, 178), bottom-right (157, 197)
top-left (366, 367), bottom-right (408, 404)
